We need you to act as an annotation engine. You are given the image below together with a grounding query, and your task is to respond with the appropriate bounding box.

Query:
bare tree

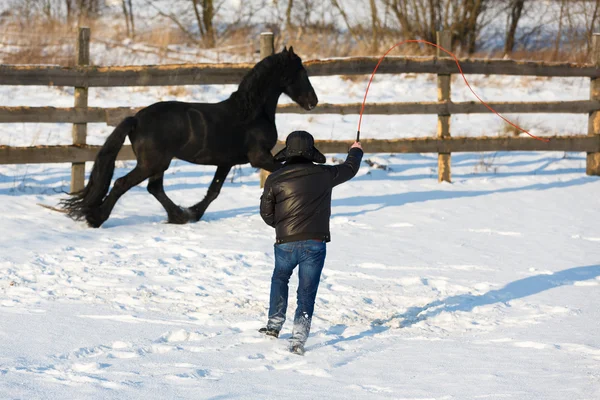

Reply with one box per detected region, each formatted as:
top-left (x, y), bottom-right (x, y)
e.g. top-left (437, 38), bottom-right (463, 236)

top-left (121, 0), bottom-right (134, 37)
top-left (584, 0), bottom-right (600, 55)
top-left (192, 0), bottom-right (215, 47)
top-left (565, 0), bottom-right (600, 57)
top-left (330, 0), bottom-right (362, 44)
top-left (65, 0), bottom-right (74, 21)
top-left (554, 0), bottom-right (566, 59)
top-left (286, 0), bottom-right (294, 30)
top-left (461, 0), bottom-right (486, 54)
top-left (146, 0), bottom-right (215, 46)
top-left (504, 0), bottom-right (525, 55)
top-left (76, 0), bottom-right (101, 19)
top-left (369, 0), bottom-right (381, 51)
top-left (383, 0), bottom-right (489, 54)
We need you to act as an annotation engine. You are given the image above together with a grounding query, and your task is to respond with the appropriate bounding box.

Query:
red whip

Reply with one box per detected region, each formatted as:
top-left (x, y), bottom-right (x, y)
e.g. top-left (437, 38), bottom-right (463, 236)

top-left (357, 40), bottom-right (550, 143)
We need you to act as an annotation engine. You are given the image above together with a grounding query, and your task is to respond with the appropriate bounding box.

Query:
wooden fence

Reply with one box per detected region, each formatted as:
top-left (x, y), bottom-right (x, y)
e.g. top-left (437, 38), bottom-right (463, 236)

top-left (1, 28), bottom-right (599, 192)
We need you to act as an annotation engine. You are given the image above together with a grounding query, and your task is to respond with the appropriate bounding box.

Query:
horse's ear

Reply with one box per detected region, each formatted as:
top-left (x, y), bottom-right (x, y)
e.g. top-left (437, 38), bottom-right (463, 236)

top-left (282, 46), bottom-right (288, 53)
top-left (289, 46), bottom-right (295, 55)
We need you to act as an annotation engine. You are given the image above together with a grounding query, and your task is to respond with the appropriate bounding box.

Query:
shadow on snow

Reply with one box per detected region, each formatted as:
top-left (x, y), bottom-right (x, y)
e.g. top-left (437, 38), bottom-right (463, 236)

top-left (309, 264), bottom-right (600, 351)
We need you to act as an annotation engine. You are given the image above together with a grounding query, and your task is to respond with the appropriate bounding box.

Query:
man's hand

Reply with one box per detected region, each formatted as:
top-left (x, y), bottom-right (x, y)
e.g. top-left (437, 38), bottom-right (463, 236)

top-left (350, 141), bottom-right (362, 151)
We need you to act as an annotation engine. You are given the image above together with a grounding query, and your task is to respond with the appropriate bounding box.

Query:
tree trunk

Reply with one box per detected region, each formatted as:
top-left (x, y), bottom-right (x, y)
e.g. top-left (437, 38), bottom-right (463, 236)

top-left (467, 0), bottom-right (484, 55)
top-left (127, 0), bottom-right (135, 37)
top-left (331, 0), bottom-right (362, 44)
top-left (369, 0), bottom-right (380, 52)
top-left (121, 0), bottom-right (130, 36)
top-left (428, 0), bottom-right (438, 43)
top-left (553, 0), bottom-right (566, 60)
top-left (65, 0), bottom-right (73, 21)
top-left (202, 0), bottom-right (215, 47)
top-left (504, 0), bottom-right (525, 55)
top-left (77, 0), bottom-right (86, 24)
top-left (192, 0), bottom-right (206, 36)
top-left (586, 0), bottom-right (600, 56)
top-left (286, 0), bottom-right (293, 30)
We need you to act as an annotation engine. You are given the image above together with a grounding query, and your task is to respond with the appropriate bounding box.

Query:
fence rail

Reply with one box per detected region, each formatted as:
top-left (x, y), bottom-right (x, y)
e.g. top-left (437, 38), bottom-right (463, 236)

top-left (2, 136), bottom-right (598, 165)
top-left (1, 100), bottom-right (598, 125)
top-left (1, 29), bottom-right (600, 190)
top-left (0, 100), bottom-right (596, 125)
top-left (1, 58), bottom-right (598, 87)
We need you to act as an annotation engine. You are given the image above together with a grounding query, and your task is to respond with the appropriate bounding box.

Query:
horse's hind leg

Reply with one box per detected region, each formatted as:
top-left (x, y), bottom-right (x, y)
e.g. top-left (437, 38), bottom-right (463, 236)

top-left (188, 165), bottom-right (232, 222)
top-left (147, 172), bottom-right (190, 224)
top-left (86, 165), bottom-right (150, 227)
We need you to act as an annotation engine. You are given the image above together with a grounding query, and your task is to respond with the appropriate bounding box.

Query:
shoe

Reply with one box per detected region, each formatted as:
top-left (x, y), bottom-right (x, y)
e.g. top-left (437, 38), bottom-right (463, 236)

top-left (258, 327), bottom-right (279, 338)
top-left (290, 343), bottom-right (305, 356)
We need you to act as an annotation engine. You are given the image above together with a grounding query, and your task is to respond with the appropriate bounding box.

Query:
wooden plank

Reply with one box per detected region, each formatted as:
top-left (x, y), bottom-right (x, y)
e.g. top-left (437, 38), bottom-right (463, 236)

top-left (588, 34), bottom-right (600, 175)
top-left (259, 32), bottom-right (275, 189)
top-left (2, 136), bottom-right (598, 165)
top-left (437, 31), bottom-right (452, 183)
top-left (278, 100), bottom-right (600, 115)
top-left (0, 63), bottom-right (251, 87)
top-left (0, 106), bottom-right (106, 123)
top-left (2, 101), bottom-right (598, 126)
top-left (71, 27), bottom-right (90, 193)
top-left (305, 57), bottom-right (600, 78)
top-left (0, 145), bottom-right (136, 164)
top-left (311, 136), bottom-right (600, 153)
top-left (0, 57), bottom-right (598, 87)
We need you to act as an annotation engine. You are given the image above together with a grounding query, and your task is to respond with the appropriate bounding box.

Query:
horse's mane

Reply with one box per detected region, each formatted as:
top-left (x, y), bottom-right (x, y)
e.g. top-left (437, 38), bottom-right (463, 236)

top-left (230, 52), bottom-right (289, 117)
top-left (238, 53), bottom-right (283, 91)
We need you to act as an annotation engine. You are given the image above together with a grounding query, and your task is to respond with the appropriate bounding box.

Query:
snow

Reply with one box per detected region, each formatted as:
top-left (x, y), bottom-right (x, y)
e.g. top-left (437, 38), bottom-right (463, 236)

top-left (1, 151), bottom-right (600, 399)
top-left (1, 41), bottom-right (600, 400)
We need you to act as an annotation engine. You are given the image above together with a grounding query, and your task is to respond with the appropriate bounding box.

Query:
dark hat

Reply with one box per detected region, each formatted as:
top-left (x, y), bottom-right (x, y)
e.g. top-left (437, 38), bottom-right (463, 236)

top-left (274, 131), bottom-right (326, 163)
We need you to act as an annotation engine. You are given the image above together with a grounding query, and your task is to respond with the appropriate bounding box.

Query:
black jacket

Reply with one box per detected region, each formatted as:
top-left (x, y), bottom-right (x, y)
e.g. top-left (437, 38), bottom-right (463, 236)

top-left (260, 148), bottom-right (363, 243)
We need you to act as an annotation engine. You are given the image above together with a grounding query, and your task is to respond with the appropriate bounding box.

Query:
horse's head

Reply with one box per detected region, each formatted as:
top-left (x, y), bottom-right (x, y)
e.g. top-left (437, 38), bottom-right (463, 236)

top-left (280, 46), bottom-right (318, 111)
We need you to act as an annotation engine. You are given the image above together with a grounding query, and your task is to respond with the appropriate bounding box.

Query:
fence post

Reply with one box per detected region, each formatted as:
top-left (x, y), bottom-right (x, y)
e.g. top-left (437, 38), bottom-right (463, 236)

top-left (259, 32), bottom-right (275, 188)
top-left (71, 26), bottom-right (90, 193)
top-left (587, 33), bottom-right (600, 175)
top-left (436, 31), bottom-right (451, 183)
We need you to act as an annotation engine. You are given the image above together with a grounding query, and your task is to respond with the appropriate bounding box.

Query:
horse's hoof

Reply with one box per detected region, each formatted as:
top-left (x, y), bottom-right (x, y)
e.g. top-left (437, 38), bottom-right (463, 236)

top-left (167, 214), bottom-right (189, 224)
top-left (188, 207), bottom-right (204, 222)
top-left (86, 221), bottom-right (102, 228)
top-left (167, 208), bottom-right (191, 224)
top-left (85, 210), bottom-right (105, 228)
top-left (190, 211), bottom-right (203, 222)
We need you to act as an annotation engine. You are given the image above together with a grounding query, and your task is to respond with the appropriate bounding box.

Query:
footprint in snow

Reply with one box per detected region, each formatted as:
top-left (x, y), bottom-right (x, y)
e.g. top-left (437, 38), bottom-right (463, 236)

top-left (468, 228), bottom-right (522, 236)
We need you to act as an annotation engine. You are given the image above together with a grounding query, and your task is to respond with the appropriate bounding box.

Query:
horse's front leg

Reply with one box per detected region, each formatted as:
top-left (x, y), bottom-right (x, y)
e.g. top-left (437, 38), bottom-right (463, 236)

top-left (188, 165), bottom-right (232, 222)
top-left (248, 148), bottom-right (283, 173)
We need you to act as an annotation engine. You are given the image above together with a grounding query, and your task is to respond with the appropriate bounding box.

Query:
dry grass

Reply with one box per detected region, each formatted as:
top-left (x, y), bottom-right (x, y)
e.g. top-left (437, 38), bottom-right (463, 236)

top-left (274, 26), bottom-right (434, 59)
top-left (340, 75), bottom-right (365, 83)
top-left (501, 119), bottom-right (526, 137)
top-left (474, 45), bottom-right (590, 64)
top-left (0, 12), bottom-right (593, 66)
top-left (133, 26), bottom-right (190, 51)
top-left (474, 152), bottom-right (498, 174)
top-left (166, 86), bottom-right (190, 97)
top-left (499, 118), bottom-right (546, 139)
top-left (0, 18), bottom-right (76, 65)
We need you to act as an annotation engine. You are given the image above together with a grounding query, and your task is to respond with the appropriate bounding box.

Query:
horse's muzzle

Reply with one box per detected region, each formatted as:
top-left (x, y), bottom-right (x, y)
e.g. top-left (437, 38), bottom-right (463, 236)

top-left (305, 92), bottom-right (319, 111)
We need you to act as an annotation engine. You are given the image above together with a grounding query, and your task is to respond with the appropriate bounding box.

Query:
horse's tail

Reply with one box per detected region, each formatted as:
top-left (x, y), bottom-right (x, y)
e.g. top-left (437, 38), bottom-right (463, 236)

top-left (60, 116), bottom-right (137, 220)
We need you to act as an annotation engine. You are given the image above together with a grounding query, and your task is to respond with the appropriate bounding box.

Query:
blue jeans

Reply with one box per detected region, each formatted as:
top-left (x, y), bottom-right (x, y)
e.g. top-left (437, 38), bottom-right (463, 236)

top-left (267, 240), bottom-right (326, 346)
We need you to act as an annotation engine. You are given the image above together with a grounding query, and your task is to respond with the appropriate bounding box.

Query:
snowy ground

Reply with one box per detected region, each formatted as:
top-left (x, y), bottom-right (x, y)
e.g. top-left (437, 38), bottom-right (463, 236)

top-left (1, 150), bottom-right (600, 399)
top-left (1, 47), bottom-right (600, 398)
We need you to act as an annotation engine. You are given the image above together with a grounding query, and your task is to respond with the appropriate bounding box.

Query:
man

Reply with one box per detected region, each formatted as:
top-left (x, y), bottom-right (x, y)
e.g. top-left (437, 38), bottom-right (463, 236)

top-left (259, 130), bottom-right (363, 355)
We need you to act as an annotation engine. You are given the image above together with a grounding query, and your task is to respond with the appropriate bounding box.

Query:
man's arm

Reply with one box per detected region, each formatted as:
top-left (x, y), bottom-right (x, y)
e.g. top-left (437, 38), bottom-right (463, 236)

top-left (260, 180), bottom-right (276, 227)
top-left (331, 142), bottom-right (364, 187)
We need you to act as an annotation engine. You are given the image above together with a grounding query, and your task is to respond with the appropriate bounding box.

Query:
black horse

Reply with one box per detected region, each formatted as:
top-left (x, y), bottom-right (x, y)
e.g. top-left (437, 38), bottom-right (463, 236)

top-left (60, 46), bottom-right (318, 228)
